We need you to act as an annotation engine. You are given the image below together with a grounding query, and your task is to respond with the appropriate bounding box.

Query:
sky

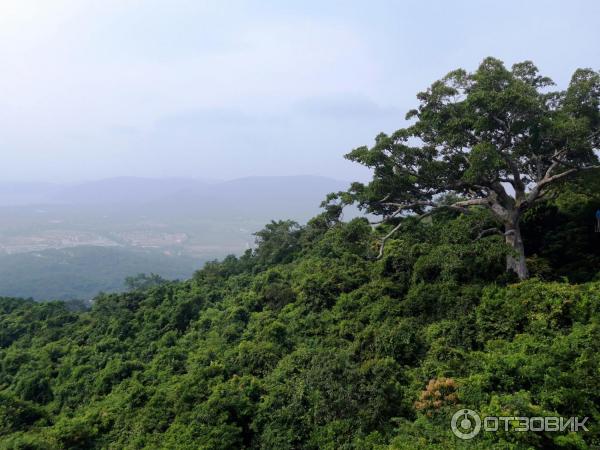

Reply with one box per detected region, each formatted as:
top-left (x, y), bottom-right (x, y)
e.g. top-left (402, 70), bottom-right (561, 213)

top-left (1, 0), bottom-right (599, 183)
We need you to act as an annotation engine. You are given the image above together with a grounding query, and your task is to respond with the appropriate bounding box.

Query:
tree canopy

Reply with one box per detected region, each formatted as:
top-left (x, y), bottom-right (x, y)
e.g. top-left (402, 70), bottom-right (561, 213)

top-left (327, 58), bottom-right (600, 279)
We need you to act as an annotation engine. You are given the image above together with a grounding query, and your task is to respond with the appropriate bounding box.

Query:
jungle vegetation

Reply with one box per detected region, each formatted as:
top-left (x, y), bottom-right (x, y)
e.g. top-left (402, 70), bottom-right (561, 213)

top-left (0, 58), bottom-right (599, 449)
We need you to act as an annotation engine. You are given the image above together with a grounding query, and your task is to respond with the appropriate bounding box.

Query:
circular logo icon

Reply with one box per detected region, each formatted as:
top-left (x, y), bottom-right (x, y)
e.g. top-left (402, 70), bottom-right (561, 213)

top-left (451, 409), bottom-right (481, 440)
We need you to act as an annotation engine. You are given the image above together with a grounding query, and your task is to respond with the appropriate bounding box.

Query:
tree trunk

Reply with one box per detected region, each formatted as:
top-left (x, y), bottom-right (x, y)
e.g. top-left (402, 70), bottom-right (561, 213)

top-left (505, 221), bottom-right (528, 280)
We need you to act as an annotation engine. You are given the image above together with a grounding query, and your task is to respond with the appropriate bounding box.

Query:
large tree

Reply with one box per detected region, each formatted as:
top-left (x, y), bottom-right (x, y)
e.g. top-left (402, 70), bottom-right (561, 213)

top-left (331, 58), bottom-right (599, 279)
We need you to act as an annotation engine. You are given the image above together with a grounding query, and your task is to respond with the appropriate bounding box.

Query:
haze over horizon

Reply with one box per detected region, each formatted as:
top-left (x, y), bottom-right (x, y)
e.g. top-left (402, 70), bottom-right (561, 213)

top-left (0, 174), bottom-right (355, 299)
top-left (1, 0), bottom-right (599, 183)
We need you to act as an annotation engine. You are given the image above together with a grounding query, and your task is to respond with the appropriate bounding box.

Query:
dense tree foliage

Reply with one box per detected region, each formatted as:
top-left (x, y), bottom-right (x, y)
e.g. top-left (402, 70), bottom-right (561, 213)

top-left (327, 58), bottom-right (599, 279)
top-left (0, 170), bottom-right (599, 448)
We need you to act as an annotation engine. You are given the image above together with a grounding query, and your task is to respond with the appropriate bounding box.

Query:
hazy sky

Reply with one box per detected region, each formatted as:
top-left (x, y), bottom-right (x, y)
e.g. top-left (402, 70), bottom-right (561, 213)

top-left (1, 0), bottom-right (599, 182)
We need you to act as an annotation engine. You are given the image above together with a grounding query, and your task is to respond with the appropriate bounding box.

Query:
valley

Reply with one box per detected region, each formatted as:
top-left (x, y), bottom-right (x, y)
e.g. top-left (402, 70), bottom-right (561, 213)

top-left (0, 176), bottom-right (349, 300)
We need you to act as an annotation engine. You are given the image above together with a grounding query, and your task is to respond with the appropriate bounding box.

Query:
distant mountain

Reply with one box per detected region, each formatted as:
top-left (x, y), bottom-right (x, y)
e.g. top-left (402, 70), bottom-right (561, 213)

top-left (13, 175), bottom-right (350, 222)
top-left (3, 176), bottom-right (350, 222)
top-left (51, 177), bottom-right (212, 205)
top-left (153, 175), bottom-right (350, 221)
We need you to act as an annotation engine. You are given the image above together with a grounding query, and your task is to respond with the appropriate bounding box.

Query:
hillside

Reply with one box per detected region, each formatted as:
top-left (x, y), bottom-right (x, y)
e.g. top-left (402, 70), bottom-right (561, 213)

top-left (0, 174), bottom-right (599, 449)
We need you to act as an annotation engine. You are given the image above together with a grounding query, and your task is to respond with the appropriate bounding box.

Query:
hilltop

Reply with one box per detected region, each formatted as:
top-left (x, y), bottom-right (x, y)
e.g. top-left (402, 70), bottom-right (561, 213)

top-left (0, 172), bottom-right (598, 449)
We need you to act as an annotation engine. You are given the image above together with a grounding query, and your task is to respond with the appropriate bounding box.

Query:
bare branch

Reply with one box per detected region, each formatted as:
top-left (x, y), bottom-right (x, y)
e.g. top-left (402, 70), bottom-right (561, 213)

top-left (475, 227), bottom-right (517, 241)
top-left (539, 164), bottom-right (599, 194)
top-left (380, 200), bottom-right (437, 210)
top-left (452, 197), bottom-right (490, 208)
top-left (370, 204), bottom-right (407, 225)
top-left (525, 164), bottom-right (600, 206)
top-left (377, 221), bottom-right (403, 259)
top-left (475, 227), bottom-right (502, 240)
top-left (543, 148), bottom-right (569, 179)
top-left (378, 193), bottom-right (391, 203)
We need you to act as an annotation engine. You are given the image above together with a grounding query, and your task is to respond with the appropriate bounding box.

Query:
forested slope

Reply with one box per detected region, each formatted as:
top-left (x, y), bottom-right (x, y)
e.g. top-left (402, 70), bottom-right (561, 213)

top-left (0, 174), bottom-right (599, 449)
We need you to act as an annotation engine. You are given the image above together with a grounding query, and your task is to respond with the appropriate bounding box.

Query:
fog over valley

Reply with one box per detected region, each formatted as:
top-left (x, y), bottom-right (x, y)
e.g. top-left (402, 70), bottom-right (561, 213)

top-left (0, 175), bottom-right (349, 299)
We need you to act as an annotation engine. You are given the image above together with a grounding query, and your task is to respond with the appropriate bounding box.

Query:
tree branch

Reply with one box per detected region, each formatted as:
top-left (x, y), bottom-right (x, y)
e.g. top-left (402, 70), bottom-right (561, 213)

top-left (475, 227), bottom-right (502, 240)
top-left (543, 148), bottom-right (569, 179)
top-left (452, 197), bottom-right (490, 208)
top-left (374, 195), bottom-right (496, 258)
top-left (525, 164), bottom-right (600, 206)
top-left (377, 221), bottom-right (404, 259)
top-left (500, 153), bottom-right (526, 198)
top-left (475, 227), bottom-right (516, 240)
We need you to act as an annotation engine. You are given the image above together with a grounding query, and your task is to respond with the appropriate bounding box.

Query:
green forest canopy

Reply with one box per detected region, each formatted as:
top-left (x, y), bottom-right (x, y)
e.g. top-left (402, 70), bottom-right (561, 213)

top-left (0, 58), bottom-right (599, 449)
